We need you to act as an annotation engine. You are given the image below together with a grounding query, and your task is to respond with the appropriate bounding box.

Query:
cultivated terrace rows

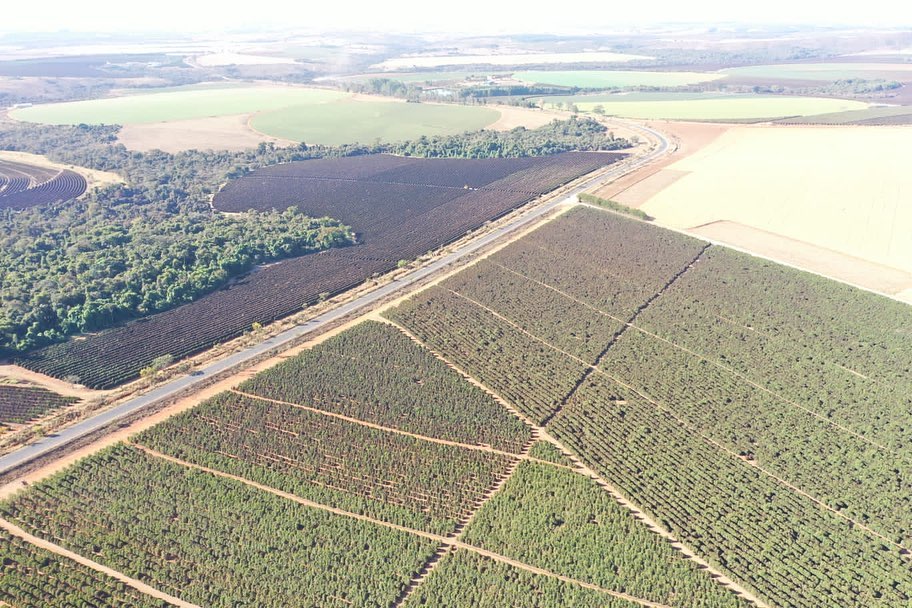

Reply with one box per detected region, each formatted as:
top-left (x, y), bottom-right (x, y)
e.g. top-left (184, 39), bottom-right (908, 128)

top-left (0, 384), bottom-right (79, 427)
top-left (0, 159), bottom-right (87, 210)
top-left (5, 205), bottom-right (910, 607)
top-left (1, 319), bottom-right (747, 608)
top-left (384, 206), bottom-right (912, 608)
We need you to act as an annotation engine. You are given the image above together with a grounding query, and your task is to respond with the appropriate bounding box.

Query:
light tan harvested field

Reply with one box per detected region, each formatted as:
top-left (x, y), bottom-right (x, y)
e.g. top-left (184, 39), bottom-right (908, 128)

top-left (117, 113), bottom-right (295, 152)
top-left (591, 121), bottom-right (730, 202)
top-left (486, 105), bottom-right (563, 131)
top-left (639, 124), bottom-right (912, 299)
top-left (691, 221), bottom-right (912, 303)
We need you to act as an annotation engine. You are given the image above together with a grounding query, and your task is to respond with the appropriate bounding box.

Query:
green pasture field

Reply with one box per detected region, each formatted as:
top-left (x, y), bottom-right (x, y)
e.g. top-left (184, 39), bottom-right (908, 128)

top-left (539, 92), bottom-right (869, 120)
top-left (250, 100), bottom-right (500, 145)
top-left (341, 71), bottom-right (495, 83)
top-left (722, 62), bottom-right (912, 82)
top-left (778, 105), bottom-right (912, 124)
top-left (513, 70), bottom-right (723, 88)
top-left (10, 85), bottom-right (347, 125)
top-left (112, 81), bottom-right (249, 96)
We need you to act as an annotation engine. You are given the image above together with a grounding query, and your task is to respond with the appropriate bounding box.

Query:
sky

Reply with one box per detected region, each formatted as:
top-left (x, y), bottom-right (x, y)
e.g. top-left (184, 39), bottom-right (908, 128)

top-left (3, 0), bottom-right (911, 35)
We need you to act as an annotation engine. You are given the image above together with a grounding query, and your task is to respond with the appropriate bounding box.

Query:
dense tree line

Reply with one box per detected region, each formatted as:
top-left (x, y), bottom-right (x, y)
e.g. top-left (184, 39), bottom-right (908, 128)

top-left (0, 119), bottom-right (629, 356)
top-left (0, 203), bottom-right (351, 353)
top-left (386, 117), bottom-right (629, 157)
top-left (578, 192), bottom-right (651, 219)
top-left (341, 77), bottom-right (423, 100)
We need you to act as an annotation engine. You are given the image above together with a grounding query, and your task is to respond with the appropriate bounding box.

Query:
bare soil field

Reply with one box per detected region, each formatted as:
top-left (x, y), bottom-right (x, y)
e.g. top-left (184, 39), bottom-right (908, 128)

top-left (117, 113), bottom-right (295, 152)
top-left (691, 221), bottom-right (912, 303)
top-left (486, 105), bottom-right (562, 131)
top-left (0, 365), bottom-right (102, 400)
top-left (591, 121), bottom-right (730, 202)
top-left (638, 124), bottom-right (912, 299)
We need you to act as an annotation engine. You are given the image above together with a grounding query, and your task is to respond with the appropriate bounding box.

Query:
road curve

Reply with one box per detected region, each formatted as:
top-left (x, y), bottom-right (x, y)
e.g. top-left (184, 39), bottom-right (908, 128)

top-left (0, 121), bottom-right (670, 475)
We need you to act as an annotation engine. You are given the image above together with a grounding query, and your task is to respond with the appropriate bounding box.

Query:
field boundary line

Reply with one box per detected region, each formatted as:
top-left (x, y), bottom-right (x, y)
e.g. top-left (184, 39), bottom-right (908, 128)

top-left (388, 544), bottom-right (453, 608)
top-left (392, 427), bottom-right (537, 607)
top-left (379, 318), bottom-right (542, 426)
top-left (545, 243), bottom-right (710, 425)
top-left (490, 261), bottom-right (629, 325)
top-left (229, 388), bottom-right (558, 465)
top-left (381, 318), bottom-right (767, 607)
top-left (0, 516), bottom-right (200, 608)
top-left (449, 425), bottom-right (539, 539)
top-left (130, 442), bottom-right (675, 608)
top-left (491, 259), bottom-right (901, 459)
top-left (599, 376), bottom-right (912, 554)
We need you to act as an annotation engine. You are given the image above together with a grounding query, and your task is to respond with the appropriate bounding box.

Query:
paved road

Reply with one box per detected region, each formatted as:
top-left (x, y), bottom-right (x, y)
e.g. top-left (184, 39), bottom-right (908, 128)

top-left (0, 121), bottom-right (670, 475)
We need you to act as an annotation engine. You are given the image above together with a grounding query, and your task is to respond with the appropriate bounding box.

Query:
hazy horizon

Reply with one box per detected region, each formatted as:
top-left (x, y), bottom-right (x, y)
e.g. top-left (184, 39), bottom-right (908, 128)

top-left (3, 0), bottom-right (911, 36)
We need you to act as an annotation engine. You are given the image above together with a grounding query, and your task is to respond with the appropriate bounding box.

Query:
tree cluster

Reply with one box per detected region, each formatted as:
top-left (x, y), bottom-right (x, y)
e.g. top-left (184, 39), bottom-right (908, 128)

top-left (0, 118), bottom-right (629, 355)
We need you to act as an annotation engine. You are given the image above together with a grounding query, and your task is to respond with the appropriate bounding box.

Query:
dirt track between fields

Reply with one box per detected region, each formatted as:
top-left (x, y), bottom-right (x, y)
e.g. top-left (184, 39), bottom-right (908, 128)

top-left (130, 442), bottom-right (677, 608)
top-left (387, 316), bottom-right (767, 608)
top-left (0, 365), bottom-right (105, 400)
top-left (0, 517), bottom-right (199, 607)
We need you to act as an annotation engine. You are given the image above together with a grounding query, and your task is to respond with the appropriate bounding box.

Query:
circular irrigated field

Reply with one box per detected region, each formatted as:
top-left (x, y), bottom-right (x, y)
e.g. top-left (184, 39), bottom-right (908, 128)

top-left (250, 101), bottom-right (500, 145)
top-left (10, 86), bottom-right (346, 125)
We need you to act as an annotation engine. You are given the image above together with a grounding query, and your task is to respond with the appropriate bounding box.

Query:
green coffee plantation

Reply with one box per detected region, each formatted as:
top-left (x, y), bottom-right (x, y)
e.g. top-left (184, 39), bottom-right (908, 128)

top-left (460, 462), bottom-right (746, 607)
top-left (3, 205), bottom-right (910, 606)
top-left (0, 528), bottom-right (173, 607)
top-left (238, 321), bottom-right (532, 453)
top-left (387, 206), bottom-right (912, 607)
top-left (2, 445), bottom-right (440, 608)
top-left (137, 390), bottom-right (517, 535)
